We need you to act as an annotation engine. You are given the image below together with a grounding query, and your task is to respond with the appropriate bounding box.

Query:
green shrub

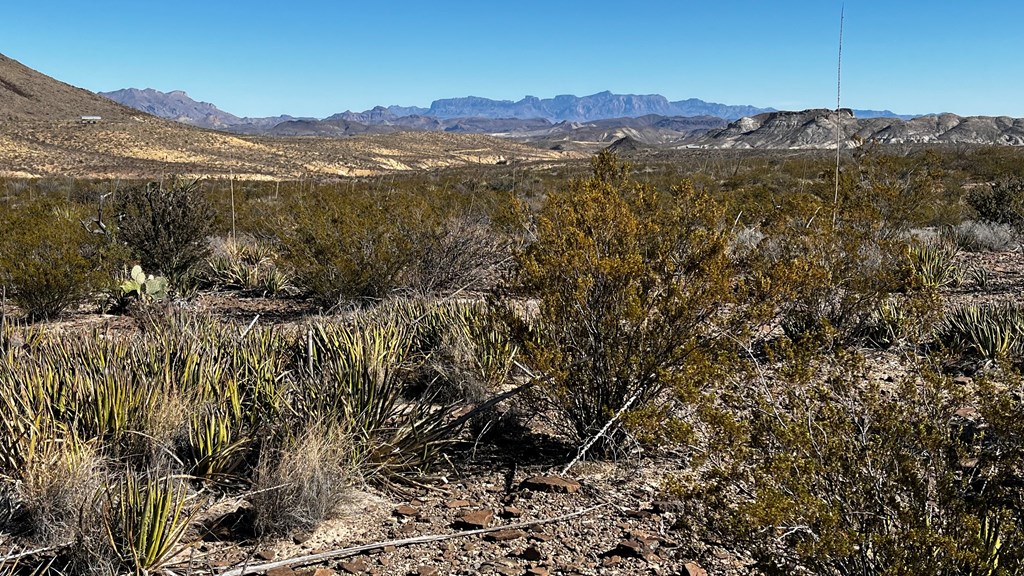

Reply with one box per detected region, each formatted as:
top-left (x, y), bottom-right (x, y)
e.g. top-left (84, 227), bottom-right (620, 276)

top-left (0, 199), bottom-right (110, 319)
top-left (968, 177), bottom-right (1024, 232)
top-left (114, 179), bottom-right (215, 286)
top-left (907, 240), bottom-right (963, 289)
top-left (103, 473), bottom-right (195, 574)
top-left (681, 358), bottom-right (1024, 575)
top-left (277, 186), bottom-right (508, 306)
top-left (506, 151), bottom-right (759, 454)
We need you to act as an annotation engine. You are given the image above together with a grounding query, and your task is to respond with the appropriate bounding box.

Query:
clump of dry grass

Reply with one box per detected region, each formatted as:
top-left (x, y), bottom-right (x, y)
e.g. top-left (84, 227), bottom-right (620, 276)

top-left (249, 424), bottom-right (355, 537)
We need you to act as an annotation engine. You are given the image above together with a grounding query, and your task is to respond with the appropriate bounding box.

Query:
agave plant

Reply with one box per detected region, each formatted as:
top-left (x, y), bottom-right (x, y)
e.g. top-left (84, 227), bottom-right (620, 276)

top-left (937, 302), bottom-right (1024, 359)
top-left (104, 473), bottom-right (196, 574)
top-left (908, 242), bottom-right (963, 290)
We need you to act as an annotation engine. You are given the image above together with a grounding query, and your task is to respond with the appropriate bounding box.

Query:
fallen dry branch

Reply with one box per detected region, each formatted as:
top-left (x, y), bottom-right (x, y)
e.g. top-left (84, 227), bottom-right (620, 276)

top-left (218, 503), bottom-right (608, 576)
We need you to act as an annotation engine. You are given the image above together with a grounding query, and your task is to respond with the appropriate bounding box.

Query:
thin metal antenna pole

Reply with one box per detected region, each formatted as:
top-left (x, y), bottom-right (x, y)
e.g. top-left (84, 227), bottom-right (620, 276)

top-left (832, 4), bottom-right (845, 227)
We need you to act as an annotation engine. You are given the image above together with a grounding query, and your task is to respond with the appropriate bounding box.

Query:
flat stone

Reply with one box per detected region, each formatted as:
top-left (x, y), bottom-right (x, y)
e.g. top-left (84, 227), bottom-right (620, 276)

top-left (339, 560), bottom-right (367, 574)
top-left (394, 505), bottom-right (420, 517)
top-left (313, 569), bottom-right (337, 576)
top-left (256, 549), bottom-right (276, 561)
top-left (268, 568), bottom-right (296, 576)
top-left (415, 567), bottom-right (438, 576)
top-left (520, 546), bottom-right (543, 562)
top-left (500, 506), bottom-right (523, 518)
top-left (485, 529), bottom-right (527, 542)
top-left (526, 568), bottom-right (549, 576)
top-left (521, 475), bottom-right (581, 494)
top-left (456, 509), bottom-right (494, 528)
top-left (684, 561), bottom-right (708, 576)
top-left (609, 539), bottom-right (649, 559)
top-left (446, 499), bottom-right (474, 509)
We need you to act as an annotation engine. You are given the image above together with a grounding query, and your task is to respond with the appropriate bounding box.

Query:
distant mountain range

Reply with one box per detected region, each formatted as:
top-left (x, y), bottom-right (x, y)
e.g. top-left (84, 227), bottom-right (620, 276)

top-left (694, 109), bottom-right (1024, 148)
top-left (98, 88), bottom-right (307, 132)
top-left (100, 88), bottom-right (919, 135)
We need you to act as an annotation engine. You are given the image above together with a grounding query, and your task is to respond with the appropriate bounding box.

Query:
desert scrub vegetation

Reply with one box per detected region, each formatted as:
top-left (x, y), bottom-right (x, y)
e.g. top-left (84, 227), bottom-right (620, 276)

top-left (0, 198), bottom-right (113, 319)
top-left (276, 184), bottom-right (512, 305)
top-left (677, 352), bottom-right (1024, 575)
top-left (113, 178), bottom-right (216, 287)
top-left (504, 151), bottom-right (775, 454)
top-left (0, 297), bottom-right (515, 572)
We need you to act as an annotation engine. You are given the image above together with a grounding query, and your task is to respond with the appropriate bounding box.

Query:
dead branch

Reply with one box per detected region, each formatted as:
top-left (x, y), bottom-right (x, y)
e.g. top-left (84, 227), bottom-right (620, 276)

top-left (218, 503), bottom-right (607, 576)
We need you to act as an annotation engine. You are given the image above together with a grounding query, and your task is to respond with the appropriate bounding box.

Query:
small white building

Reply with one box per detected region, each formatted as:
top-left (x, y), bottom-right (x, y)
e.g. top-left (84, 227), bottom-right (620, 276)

top-left (80, 116), bottom-right (101, 124)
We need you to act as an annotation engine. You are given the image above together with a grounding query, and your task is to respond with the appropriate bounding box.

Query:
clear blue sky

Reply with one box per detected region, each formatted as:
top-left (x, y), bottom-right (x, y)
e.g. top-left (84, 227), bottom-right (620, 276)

top-left (2, 1), bottom-right (1020, 118)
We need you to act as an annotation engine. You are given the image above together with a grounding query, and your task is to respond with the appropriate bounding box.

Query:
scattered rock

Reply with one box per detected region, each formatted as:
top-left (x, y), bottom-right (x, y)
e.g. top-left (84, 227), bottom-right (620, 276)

top-left (446, 499), bottom-right (474, 509)
top-left (292, 531), bottom-right (313, 545)
top-left (684, 561), bottom-right (708, 576)
top-left (521, 475), bottom-right (581, 494)
top-left (383, 545), bottom-right (397, 553)
top-left (652, 501), bottom-right (684, 514)
top-left (953, 375), bottom-right (974, 386)
top-left (313, 569), bottom-right (337, 576)
top-left (255, 549), bottom-right (277, 561)
top-left (485, 529), bottom-right (527, 542)
top-left (339, 560), bottom-right (368, 574)
top-left (394, 505), bottom-right (420, 517)
top-left (606, 539), bottom-right (651, 559)
top-left (526, 568), bottom-right (550, 576)
top-left (456, 509), bottom-right (495, 528)
top-left (414, 567), bottom-right (438, 576)
top-left (268, 568), bottom-right (297, 576)
top-left (500, 506), bottom-right (523, 518)
top-left (520, 546), bottom-right (543, 562)
top-left (602, 555), bottom-right (622, 567)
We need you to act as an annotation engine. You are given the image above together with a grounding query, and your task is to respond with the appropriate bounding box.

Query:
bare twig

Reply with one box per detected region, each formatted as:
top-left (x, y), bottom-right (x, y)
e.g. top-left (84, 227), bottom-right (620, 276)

top-left (561, 387), bottom-right (642, 476)
top-left (239, 314), bottom-right (260, 339)
top-left (218, 503), bottom-right (608, 576)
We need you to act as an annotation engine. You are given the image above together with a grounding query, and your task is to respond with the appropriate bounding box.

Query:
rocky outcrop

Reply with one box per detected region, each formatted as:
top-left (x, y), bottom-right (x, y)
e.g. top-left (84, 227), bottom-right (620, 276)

top-left (697, 108), bottom-right (1024, 148)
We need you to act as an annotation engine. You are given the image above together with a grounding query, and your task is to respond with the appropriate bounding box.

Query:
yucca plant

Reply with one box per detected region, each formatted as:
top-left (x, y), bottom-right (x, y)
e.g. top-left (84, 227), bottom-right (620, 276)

top-left (303, 314), bottom-right (462, 484)
top-left (104, 473), bottom-right (195, 575)
top-left (183, 405), bottom-right (250, 481)
top-left (937, 302), bottom-right (1024, 359)
top-left (908, 241), bottom-right (964, 290)
top-left (971, 266), bottom-right (991, 291)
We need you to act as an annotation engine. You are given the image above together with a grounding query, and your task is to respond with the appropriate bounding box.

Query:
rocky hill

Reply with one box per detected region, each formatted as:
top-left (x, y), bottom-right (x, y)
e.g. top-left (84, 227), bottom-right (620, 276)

top-left (0, 53), bottom-right (137, 122)
top-left (695, 108), bottom-right (1024, 148)
top-left (0, 53), bottom-right (573, 179)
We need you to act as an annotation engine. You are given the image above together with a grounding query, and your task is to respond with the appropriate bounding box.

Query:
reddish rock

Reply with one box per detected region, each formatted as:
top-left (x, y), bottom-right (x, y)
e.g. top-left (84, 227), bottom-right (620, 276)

top-left (608, 539), bottom-right (651, 559)
top-left (313, 569), bottom-right (337, 576)
top-left (520, 546), bottom-right (544, 562)
top-left (521, 475), bottom-right (581, 493)
top-left (500, 506), bottom-right (523, 518)
top-left (445, 499), bottom-right (473, 509)
top-left (339, 560), bottom-right (367, 574)
top-left (526, 568), bottom-right (550, 576)
top-left (415, 567), bottom-right (438, 576)
top-left (456, 509), bottom-right (494, 528)
top-left (268, 568), bottom-right (297, 576)
top-left (394, 505), bottom-right (420, 517)
top-left (485, 529), bottom-right (527, 542)
top-left (255, 549), bottom-right (277, 561)
top-left (684, 561), bottom-right (708, 576)
top-left (602, 555), bottom-right (622, 567)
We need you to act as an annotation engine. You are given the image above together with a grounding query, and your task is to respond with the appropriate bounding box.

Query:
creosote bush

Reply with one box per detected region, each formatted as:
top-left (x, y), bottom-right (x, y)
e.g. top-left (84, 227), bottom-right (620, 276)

top-left (678, 350), bottom-right (1024, 575)
top-left (507, 151), bottom-right (770, 454)
top-left (0, 199), bottom-right (111, 319)
top-left (277, 186), bottom-right (509, 306)
top-left (114, 179), bottom-right (215, 286)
